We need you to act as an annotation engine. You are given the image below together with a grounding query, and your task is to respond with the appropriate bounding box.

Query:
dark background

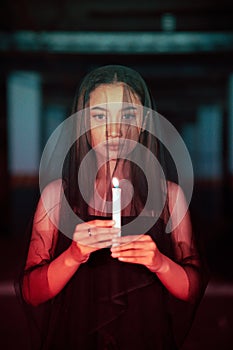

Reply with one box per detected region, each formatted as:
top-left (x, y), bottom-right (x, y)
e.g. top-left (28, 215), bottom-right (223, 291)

top-left (0, 1), bottom-right (233, 349)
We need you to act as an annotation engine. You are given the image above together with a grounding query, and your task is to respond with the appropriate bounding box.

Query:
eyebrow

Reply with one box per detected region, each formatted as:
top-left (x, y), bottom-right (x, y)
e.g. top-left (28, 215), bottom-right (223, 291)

top-left (90, 106), bottom-right (138, 111)
top-left (91, 106), bottom-right (107, 111)
top-left (122, 106), bottom-right (138, 111)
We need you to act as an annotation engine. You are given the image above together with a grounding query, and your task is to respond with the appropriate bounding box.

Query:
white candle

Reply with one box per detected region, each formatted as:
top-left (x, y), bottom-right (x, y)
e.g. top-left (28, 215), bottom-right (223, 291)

top-left (112, 177), bottom-right (121, 238)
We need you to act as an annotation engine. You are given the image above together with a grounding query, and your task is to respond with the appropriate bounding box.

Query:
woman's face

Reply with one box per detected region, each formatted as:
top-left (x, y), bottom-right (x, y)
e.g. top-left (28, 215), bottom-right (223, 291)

top-left (89, 83), bottom-right (143, 160)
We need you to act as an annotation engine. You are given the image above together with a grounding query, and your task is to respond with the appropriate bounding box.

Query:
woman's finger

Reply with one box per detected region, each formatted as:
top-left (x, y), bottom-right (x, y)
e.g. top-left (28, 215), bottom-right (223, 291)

top-left (118, 256), bottom-right (150, 265)
top-left (111, 235), bottom-right (143, 245)
top-left (111, 235), bottom-right (154, 250)
top-left (73, 226), bottom-right (120, 251)
top-left (80, 220), bottom-right (115, 229)
top-left (74, 227), bottom-right (119, 241)
top-left (112, 241), bottom-right (155, 252)
top-left (86, 240), bottom-right (114, 249)
top-left (112, 248), bottom-right (153, 258)
top-left (75, 233), bottom-right (118, 246)
top-left (74, 221), bottom-right (117, 237)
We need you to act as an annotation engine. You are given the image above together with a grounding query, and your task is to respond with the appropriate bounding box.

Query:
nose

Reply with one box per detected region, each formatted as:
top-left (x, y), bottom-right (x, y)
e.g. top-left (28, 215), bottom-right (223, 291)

top-left (108, 122), bottom-right (121, 138)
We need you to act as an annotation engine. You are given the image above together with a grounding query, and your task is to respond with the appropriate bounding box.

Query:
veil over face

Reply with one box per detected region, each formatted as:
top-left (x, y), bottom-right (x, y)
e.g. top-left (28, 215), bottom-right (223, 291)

top-left (39, 65), bottom-right (188, 240)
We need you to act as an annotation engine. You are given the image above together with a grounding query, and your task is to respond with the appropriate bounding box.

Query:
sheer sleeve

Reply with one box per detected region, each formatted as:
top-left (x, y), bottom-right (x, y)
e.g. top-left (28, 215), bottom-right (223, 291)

top-left (166, 182), bottom-right (207, 347)
top-left (22, 179), bottom-right (62, 305)
top-left (168, 181), bottom-right (205, 303)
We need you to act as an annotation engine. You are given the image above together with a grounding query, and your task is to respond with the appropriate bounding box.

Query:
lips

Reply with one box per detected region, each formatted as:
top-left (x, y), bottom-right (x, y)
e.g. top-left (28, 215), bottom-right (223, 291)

top-left (100, 138), bottom-right (136, 155)
top-left (104, 139), bottom-right (123, 149)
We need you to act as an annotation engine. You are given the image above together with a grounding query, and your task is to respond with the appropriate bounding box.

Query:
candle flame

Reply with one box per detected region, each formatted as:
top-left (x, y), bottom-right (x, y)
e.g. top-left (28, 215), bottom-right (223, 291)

top-left (112, 177), bottom-right (119, 188)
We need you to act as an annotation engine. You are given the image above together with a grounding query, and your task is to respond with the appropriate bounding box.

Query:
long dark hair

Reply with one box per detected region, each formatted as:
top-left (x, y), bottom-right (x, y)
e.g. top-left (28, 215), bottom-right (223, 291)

top-left (61, 65), bottom-right (166, 234)
top-left (72, 65), bottom-right (156, 112)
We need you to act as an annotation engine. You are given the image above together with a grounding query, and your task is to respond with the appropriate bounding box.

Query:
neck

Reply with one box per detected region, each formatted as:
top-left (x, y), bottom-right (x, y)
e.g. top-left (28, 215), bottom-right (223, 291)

top-left (95, 155), bottom-right (115, 179)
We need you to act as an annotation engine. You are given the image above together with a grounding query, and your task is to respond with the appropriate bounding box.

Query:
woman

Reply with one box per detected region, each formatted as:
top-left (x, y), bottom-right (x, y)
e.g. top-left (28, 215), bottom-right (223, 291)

top-left (20, 65), bottom-right (206, 349)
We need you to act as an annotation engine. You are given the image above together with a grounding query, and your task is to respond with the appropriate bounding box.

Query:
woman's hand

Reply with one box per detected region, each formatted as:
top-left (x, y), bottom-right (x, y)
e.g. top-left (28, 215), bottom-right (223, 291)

top-left (111, 235), bottom-right (164, 273)
top-left (71, 220), bottom-right (119, 263)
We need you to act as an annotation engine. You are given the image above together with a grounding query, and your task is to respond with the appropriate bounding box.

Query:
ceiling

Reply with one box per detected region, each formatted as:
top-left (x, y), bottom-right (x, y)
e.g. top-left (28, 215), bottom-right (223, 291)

top-left (1, 0), bottom-right (233, 31)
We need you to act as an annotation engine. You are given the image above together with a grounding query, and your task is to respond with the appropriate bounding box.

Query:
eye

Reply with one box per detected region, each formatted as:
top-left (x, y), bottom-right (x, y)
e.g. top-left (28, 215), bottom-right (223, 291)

top-left (121, 113), bottom-right (136, 120)
top-left (92, 114), bottom-right (107, 121)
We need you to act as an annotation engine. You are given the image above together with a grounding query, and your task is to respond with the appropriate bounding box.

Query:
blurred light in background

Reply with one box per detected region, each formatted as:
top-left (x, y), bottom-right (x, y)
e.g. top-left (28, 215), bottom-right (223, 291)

top-left (182, 105), bottom-right (222, 180)
top-left (7, 71), bottom-right (41, 176)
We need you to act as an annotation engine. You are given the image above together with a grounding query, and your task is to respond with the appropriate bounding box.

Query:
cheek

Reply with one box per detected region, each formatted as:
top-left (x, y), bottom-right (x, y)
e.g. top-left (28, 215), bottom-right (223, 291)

top-left (121, 125), bottom-right (140, 140)
top-left (90, 126), bottom-right (106, 146)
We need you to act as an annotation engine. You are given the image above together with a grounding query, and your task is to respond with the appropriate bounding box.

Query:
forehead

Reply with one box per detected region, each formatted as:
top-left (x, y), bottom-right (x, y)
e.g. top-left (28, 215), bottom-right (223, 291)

top-left (89, 83), bottom-right (141, 106)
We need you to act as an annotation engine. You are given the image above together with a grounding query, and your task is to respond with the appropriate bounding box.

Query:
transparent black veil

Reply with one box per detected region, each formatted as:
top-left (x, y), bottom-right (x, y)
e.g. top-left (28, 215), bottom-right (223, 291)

top-left (39, 65), bottom-right (183, 240)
